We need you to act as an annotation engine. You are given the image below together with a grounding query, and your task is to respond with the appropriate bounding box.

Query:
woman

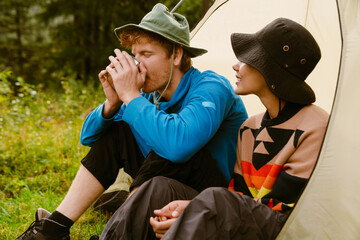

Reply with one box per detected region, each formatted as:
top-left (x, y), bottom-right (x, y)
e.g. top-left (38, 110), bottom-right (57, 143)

top-left (152, 17), bottom-right (329, 240)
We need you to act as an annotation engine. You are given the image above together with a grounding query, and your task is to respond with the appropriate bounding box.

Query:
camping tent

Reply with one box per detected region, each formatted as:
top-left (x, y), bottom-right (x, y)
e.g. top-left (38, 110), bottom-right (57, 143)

top-left (190, 0), bottom-right (360, 239)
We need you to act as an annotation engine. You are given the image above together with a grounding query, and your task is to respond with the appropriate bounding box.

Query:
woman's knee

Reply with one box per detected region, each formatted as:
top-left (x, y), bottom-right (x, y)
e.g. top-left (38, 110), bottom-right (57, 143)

top-left (189, 187), bottom-right (229, 207)
top-left (142, 176), bottom-right (181, 192)
top-left (142, 176), bottom-right (198, 199)
top-left (146, 176), bottom-right (176, 185)
top-left (200, 187), bottom-right (228, 198)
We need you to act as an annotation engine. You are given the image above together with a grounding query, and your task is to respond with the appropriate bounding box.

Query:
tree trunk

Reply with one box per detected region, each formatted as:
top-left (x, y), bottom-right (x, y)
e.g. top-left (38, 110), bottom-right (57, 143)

top-left (15, 5), bottom-right (24, 75)
top-left (202, 0), bottom-right (210, 16)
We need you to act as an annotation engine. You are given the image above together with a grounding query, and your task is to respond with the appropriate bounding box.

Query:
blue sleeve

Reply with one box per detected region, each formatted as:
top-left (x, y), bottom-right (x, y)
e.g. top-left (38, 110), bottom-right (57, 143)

top-left (80, 103), bottom-right (125, 146)
top-left (122, 78), bottom-right (234, 163)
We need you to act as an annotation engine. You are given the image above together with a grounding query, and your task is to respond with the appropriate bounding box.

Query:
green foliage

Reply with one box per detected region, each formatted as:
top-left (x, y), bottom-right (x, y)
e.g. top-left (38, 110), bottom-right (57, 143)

top-left (0, 0), bottom-right (51, 85)
top-left (0, 70), bottom-right (109, 239)
top-left (0, 0), bottom-right (212, 86)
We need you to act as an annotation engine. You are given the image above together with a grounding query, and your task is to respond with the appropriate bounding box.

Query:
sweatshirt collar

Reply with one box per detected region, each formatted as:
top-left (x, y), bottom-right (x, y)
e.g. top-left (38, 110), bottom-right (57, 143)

top-left (261, 103), bottom-right (306, 127)
top-left (155, 67), bottom-right (197, 110)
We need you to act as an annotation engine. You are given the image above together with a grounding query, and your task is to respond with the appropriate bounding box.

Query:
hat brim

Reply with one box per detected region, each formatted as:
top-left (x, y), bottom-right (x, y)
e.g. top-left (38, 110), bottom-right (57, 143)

top-left (114, 24), bottom-right (208, 58)
top-left (231, 33), bottom-right (315, 104)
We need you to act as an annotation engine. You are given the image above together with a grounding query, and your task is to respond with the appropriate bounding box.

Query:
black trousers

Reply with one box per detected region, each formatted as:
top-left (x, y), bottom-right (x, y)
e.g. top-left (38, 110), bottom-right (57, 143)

top-left (81, 121), bottom-right (228, 192)
top-left (163, 187), bottom-right (288, 240)
top-left (100, 177), bottom-right (287, 240)
top-left (100, 176), bottom-right (199, 240)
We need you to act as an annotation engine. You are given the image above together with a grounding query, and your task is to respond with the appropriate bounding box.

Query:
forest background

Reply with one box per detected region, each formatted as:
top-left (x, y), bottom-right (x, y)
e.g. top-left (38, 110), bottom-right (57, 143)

top-left (0, 0), bottom-right (213, 239)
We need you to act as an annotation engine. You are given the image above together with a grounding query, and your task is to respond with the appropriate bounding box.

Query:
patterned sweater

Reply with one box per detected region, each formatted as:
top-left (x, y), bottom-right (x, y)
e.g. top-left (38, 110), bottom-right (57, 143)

top-left (228, 103), bottom-right (329, 212)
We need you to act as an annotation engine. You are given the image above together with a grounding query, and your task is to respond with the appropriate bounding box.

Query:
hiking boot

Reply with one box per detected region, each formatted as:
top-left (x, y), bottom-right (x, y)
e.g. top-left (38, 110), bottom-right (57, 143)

top-left (16, 208), bottom-right (70, 240)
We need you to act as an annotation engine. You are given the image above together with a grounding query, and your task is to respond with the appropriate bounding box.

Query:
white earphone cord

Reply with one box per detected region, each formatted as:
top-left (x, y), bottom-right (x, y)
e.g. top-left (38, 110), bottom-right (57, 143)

top-left (152, 45), bottom-right (175, 110)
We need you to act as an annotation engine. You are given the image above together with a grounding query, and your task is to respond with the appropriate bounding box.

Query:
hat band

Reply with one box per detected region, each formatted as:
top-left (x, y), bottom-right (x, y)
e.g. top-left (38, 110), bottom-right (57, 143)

top-left (139, 21), bottom-right (190, 47)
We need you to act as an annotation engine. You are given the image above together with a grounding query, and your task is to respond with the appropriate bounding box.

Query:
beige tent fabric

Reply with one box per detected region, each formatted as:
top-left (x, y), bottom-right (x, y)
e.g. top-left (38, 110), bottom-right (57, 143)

top-left (278, 1), bottom-right (360, 239)
top-left (191, 0), bottom-right (340, 116)
top-left (191, 0), bottom-right (360, 239)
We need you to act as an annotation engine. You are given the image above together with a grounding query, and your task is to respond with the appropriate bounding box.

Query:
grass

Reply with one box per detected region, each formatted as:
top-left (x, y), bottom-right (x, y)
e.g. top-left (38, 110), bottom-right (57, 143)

top-left (0, 71), bottom-right (113, 239)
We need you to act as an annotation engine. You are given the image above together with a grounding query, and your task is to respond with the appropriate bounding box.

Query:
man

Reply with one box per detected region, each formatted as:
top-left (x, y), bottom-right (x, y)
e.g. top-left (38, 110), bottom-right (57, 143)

top-left (97, 18), bottom-right (329, 239)
top-left (17, 3), bottom-right (247, 240)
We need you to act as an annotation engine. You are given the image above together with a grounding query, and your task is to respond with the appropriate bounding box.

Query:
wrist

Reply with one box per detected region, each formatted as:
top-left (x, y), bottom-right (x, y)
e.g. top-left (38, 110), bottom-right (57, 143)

top-left (102, 100), bottom-right (121, 118)
top-left (121, 92), bottom-right (142, 105)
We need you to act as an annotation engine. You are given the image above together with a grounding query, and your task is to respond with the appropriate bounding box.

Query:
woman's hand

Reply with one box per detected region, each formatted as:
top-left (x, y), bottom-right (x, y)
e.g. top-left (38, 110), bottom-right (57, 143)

top-left (150, 200), bottom-right (191, 238)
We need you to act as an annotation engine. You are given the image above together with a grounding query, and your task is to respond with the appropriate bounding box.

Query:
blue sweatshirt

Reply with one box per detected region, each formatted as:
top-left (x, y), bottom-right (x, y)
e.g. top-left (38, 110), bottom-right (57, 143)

top-left (80, 67), bottom-right (247, 181)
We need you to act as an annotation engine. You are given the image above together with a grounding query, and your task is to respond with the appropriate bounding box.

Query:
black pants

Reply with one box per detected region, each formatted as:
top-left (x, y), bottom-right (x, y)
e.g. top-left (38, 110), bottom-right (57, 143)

top-left (81, 121), bottom-right (228, 192)
top-left (163, 187), bottom-right (288, 240)
top-left (100, 177), bottom-right (287, 240)
top-left (100, 176), bottom-right (199, 240)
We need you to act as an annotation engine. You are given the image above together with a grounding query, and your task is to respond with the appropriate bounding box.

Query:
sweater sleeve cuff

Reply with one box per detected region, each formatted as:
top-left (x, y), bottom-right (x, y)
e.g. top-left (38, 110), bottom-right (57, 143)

top-left (122, 96), bottom-right (151, 124)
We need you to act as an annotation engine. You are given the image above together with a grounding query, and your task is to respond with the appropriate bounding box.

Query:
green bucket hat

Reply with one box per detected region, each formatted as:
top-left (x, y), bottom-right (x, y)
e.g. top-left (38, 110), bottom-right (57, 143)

top-left (114, 3), bottom-right (207, 58)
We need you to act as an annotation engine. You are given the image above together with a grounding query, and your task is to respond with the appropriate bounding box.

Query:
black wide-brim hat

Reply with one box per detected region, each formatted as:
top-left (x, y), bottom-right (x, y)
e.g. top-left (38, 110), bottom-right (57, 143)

top-left (231, 18), bottom-right (321, 104)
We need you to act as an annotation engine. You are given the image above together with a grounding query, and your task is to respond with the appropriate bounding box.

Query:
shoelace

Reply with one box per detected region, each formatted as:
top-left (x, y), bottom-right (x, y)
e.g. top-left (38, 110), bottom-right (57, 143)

top-left (17, 220), bottom-right (38, 239)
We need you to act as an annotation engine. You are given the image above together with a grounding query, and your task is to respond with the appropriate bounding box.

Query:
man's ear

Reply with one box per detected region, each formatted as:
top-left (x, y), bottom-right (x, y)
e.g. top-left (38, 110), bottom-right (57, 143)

top-left (173, 46), bottom-right (183, 66)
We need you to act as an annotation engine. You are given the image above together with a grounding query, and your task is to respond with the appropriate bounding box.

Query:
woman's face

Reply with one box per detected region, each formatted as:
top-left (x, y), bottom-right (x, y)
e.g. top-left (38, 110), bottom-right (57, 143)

top-left (232, 61), bottom-right (268, 97)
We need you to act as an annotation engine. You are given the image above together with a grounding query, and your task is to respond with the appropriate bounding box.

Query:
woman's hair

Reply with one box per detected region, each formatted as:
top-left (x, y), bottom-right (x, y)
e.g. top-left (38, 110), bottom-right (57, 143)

top-left (120, 28), bottom-right (192, 73)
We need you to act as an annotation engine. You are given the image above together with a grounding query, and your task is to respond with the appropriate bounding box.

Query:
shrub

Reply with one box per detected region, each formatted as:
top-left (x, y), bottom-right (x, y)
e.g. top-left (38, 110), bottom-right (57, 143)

top-left (0, 71), bottom-right (108, 239)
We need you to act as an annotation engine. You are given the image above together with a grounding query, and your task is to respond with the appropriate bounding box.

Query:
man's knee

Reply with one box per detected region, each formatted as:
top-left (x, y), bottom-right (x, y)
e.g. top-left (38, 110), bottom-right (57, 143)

top-left (94, 121), bottom-right (131, 144)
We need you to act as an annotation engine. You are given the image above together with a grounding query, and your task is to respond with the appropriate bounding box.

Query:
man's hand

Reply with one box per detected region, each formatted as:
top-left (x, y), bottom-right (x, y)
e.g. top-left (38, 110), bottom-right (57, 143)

top-left (106, 49), bottom-right (145, 105)
top-left (150, 200), bottom-right (190, 239)
top-left (98, 67), bottom-right (122, 118)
